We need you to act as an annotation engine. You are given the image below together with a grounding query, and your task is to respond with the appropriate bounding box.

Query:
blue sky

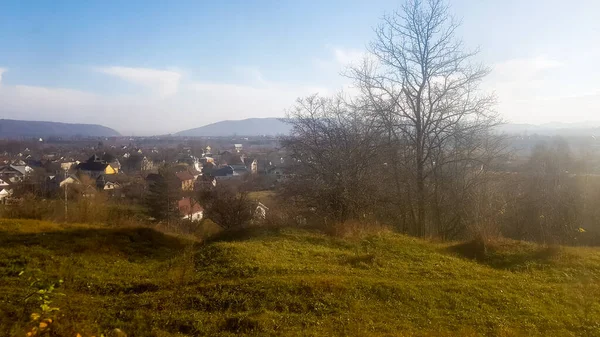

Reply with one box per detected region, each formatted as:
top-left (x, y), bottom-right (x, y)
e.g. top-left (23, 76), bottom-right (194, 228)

top-left (1, 0), bottom-right (599, 135)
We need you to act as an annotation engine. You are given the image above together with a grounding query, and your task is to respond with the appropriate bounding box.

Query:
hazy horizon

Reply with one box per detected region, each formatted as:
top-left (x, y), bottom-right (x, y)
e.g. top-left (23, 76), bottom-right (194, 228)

top-left (1, 0), bottom-right (599, 135)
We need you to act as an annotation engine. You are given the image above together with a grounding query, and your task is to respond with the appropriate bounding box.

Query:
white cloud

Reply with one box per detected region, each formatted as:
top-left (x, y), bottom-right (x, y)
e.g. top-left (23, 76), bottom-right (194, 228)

top-left (490, 56), bottom-right (562, 83)
top-left (233, 66), bottom-right (268, 86)
top-left (313, 46), bottom-right (367, 73)
top-left (484, 56), bottom-right (564, 102)
top-left (0, 66), bottom-right (332, 135)
top-left (332, 47), bottom-right (366, 66)
top-left (483, 55), bottom-right (600, 124)
top-left (95, 66), bottom-right (182, 98)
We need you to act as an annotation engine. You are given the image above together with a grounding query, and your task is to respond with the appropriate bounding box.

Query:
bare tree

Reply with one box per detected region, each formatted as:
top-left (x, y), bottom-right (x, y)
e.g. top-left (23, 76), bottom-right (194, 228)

top-left (281, 94), bottom-right (383, 224)
top-left (199, 185), bottom-right (255, 230)
top-left (349, 0), bottom-right (499, 236)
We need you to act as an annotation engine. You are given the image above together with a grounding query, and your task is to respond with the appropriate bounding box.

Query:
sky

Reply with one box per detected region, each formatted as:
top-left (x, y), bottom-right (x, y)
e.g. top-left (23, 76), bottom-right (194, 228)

top-left (0, 0), bottom-right (599, 135)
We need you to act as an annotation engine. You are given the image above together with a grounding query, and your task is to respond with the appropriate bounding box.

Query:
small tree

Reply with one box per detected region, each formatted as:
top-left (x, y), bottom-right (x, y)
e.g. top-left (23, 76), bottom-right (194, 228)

top-left (144, 166), bottom-right (181, 224)
top-left (199, 185), bottom-right (255, 230)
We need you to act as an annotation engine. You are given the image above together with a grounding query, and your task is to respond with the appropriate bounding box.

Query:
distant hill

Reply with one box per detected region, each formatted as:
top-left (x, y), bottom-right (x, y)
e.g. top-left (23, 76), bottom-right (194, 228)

top-left (497, 121), bottom-right (600, 137)
top-left (176, 118), bottom-right (291, 137)
top-left (176, 118), bottom-right (600, 138)
top-left (0, 119), bottom-right (121, 138)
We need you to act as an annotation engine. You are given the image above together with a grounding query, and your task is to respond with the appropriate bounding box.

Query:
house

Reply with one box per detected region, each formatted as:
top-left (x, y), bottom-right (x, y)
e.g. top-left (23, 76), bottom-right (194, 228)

top-left (178, 197), bottom-right (204, 221)
top-left (141, 157), bottom-right (155, 172)
top-left (59, 174), bottom-right (97, 198)
top-left (211, 166), bottom-right (234, 180)
top-left (0, 165), bottom-right (32, 183)
top-left (204, 146), bottom-right (213, 156)
top-left (254, 202), bottom-right (269, 219)
top-left (234, 144), bottom-right (243, 153)
top-left (243, 158), bottom-right (258, 174)
top-left (177, 155), bottom-right (203, 173)
top-left (59, 174), bottom-right (81, 187)
top-left (0, 178), bottom-right (9, 187)
top-left (175, 171), bottom-right (195, 191)
top-left (96, 175), bottom-right (122, 192)
top-left (76, 155), bottom-right (118, 178)
top-left (0, 188), bottom-right (13, 204)
top-left (60, 162), bottom-right (76, 171)
top-left (230, 164), bottom-right (249, 176)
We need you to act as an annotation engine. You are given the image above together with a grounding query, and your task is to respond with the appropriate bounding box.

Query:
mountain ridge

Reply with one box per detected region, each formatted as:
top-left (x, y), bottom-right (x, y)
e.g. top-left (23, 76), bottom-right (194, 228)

top-left (0, 119), bottom-right (121, 138)
top-left (175, 117), bottom-right (600, 137)
top-left (175, 117), bottom-right (292, 137)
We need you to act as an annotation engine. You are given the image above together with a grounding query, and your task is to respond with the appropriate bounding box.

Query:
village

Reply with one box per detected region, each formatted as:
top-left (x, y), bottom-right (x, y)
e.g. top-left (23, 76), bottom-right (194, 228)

top-left (0, 136), bottom-right (288, 223)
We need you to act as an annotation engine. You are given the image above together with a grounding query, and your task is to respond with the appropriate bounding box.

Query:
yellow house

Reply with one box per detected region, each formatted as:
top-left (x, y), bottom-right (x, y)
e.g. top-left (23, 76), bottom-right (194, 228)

top-left (105, 164), bottom-right (118, 174)
top-left (76, 155), bottom-right (119, 177)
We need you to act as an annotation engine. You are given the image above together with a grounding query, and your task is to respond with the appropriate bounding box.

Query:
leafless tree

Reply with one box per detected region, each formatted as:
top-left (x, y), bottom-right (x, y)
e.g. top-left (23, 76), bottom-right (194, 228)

top-left (349, 0), bottom-right (500, 236)
top-left (281, 94), bottom-right (384, 224)
top-left (199, 185), bottom-right (255, 230)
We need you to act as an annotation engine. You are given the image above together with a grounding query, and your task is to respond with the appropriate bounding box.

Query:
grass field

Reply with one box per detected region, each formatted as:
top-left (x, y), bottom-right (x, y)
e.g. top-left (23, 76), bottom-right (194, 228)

top-left (1, 219), bottom-right (599, 336)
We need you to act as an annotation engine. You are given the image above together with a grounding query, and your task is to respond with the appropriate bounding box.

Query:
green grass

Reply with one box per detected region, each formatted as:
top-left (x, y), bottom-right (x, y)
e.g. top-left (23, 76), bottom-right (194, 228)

top-left (1, 219), bottom-right (600, 336)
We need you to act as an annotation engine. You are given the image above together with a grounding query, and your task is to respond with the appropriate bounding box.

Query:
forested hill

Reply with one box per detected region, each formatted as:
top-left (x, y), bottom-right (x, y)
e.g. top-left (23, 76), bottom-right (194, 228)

top-left (0, 119), bottom-right (121, 138)
top-left (176, 118), bottom-right (291, 137)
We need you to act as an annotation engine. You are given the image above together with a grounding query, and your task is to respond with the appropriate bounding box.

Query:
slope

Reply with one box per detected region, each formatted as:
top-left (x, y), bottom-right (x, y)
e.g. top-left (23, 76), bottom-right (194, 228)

top-left (0, 219), bottom-right (599, 336)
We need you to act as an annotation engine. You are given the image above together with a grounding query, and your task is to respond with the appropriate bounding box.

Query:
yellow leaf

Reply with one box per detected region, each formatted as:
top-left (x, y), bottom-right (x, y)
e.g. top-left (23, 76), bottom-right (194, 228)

top-left (39, 322), bottom-right (48, 329)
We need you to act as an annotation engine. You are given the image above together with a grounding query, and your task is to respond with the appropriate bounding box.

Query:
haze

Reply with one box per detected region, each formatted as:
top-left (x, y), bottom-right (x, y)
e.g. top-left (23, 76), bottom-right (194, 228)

top-left (0, 0), bottom-right (599, 135)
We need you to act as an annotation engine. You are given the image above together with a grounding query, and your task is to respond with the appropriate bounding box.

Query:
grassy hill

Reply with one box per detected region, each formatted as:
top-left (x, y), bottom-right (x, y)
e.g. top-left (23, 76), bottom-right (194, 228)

top-left (1, 219), bottom-right (599, 336)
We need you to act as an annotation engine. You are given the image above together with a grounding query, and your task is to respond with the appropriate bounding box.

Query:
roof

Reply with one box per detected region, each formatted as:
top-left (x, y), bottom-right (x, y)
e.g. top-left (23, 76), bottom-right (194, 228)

top-left (25, 159), bottom-right (43, 167)
top-left (178, 197), bottom-right (204, 214)
top-left (0, 165), bottom-right (23, 175)
top-left (6, 165), bottom-right (30, 175)
top-left (211, 166), bottom-right (234, 177)
top-left (256, 201), bottom-right (269, 210)
top-left (76, 162), bottom-right (109, 172)
top-left (229, 164), bottom-right (247, 171)
top-left (96, 174), bottom-right (123, 184)
top-left (59, 175), bottom-right (81, 187)
top-left (175, 171), bottom-right (195, 181)
top-left (243, 158), bottom-right (256, 166)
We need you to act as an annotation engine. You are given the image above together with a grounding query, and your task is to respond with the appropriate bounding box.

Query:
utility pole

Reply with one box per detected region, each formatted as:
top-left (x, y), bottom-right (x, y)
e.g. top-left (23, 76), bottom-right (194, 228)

top-left (64, 169), bottom-right (68, 223)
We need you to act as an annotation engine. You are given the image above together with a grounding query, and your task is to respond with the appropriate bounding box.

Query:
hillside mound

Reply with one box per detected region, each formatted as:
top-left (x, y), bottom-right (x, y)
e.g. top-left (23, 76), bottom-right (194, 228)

top-left (1, 220), bottom-right (599, 336)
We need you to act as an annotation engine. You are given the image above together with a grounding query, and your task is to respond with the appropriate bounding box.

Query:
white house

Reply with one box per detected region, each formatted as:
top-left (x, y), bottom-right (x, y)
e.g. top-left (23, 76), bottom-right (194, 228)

top-left (178, 197), bottom-right (204, 221)
top-left (255, 202), bottom-right (269, 220)
top-left (59, 175), bottom-right (81, 187)
top-left (0, 188), bottom-right (13, 204)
